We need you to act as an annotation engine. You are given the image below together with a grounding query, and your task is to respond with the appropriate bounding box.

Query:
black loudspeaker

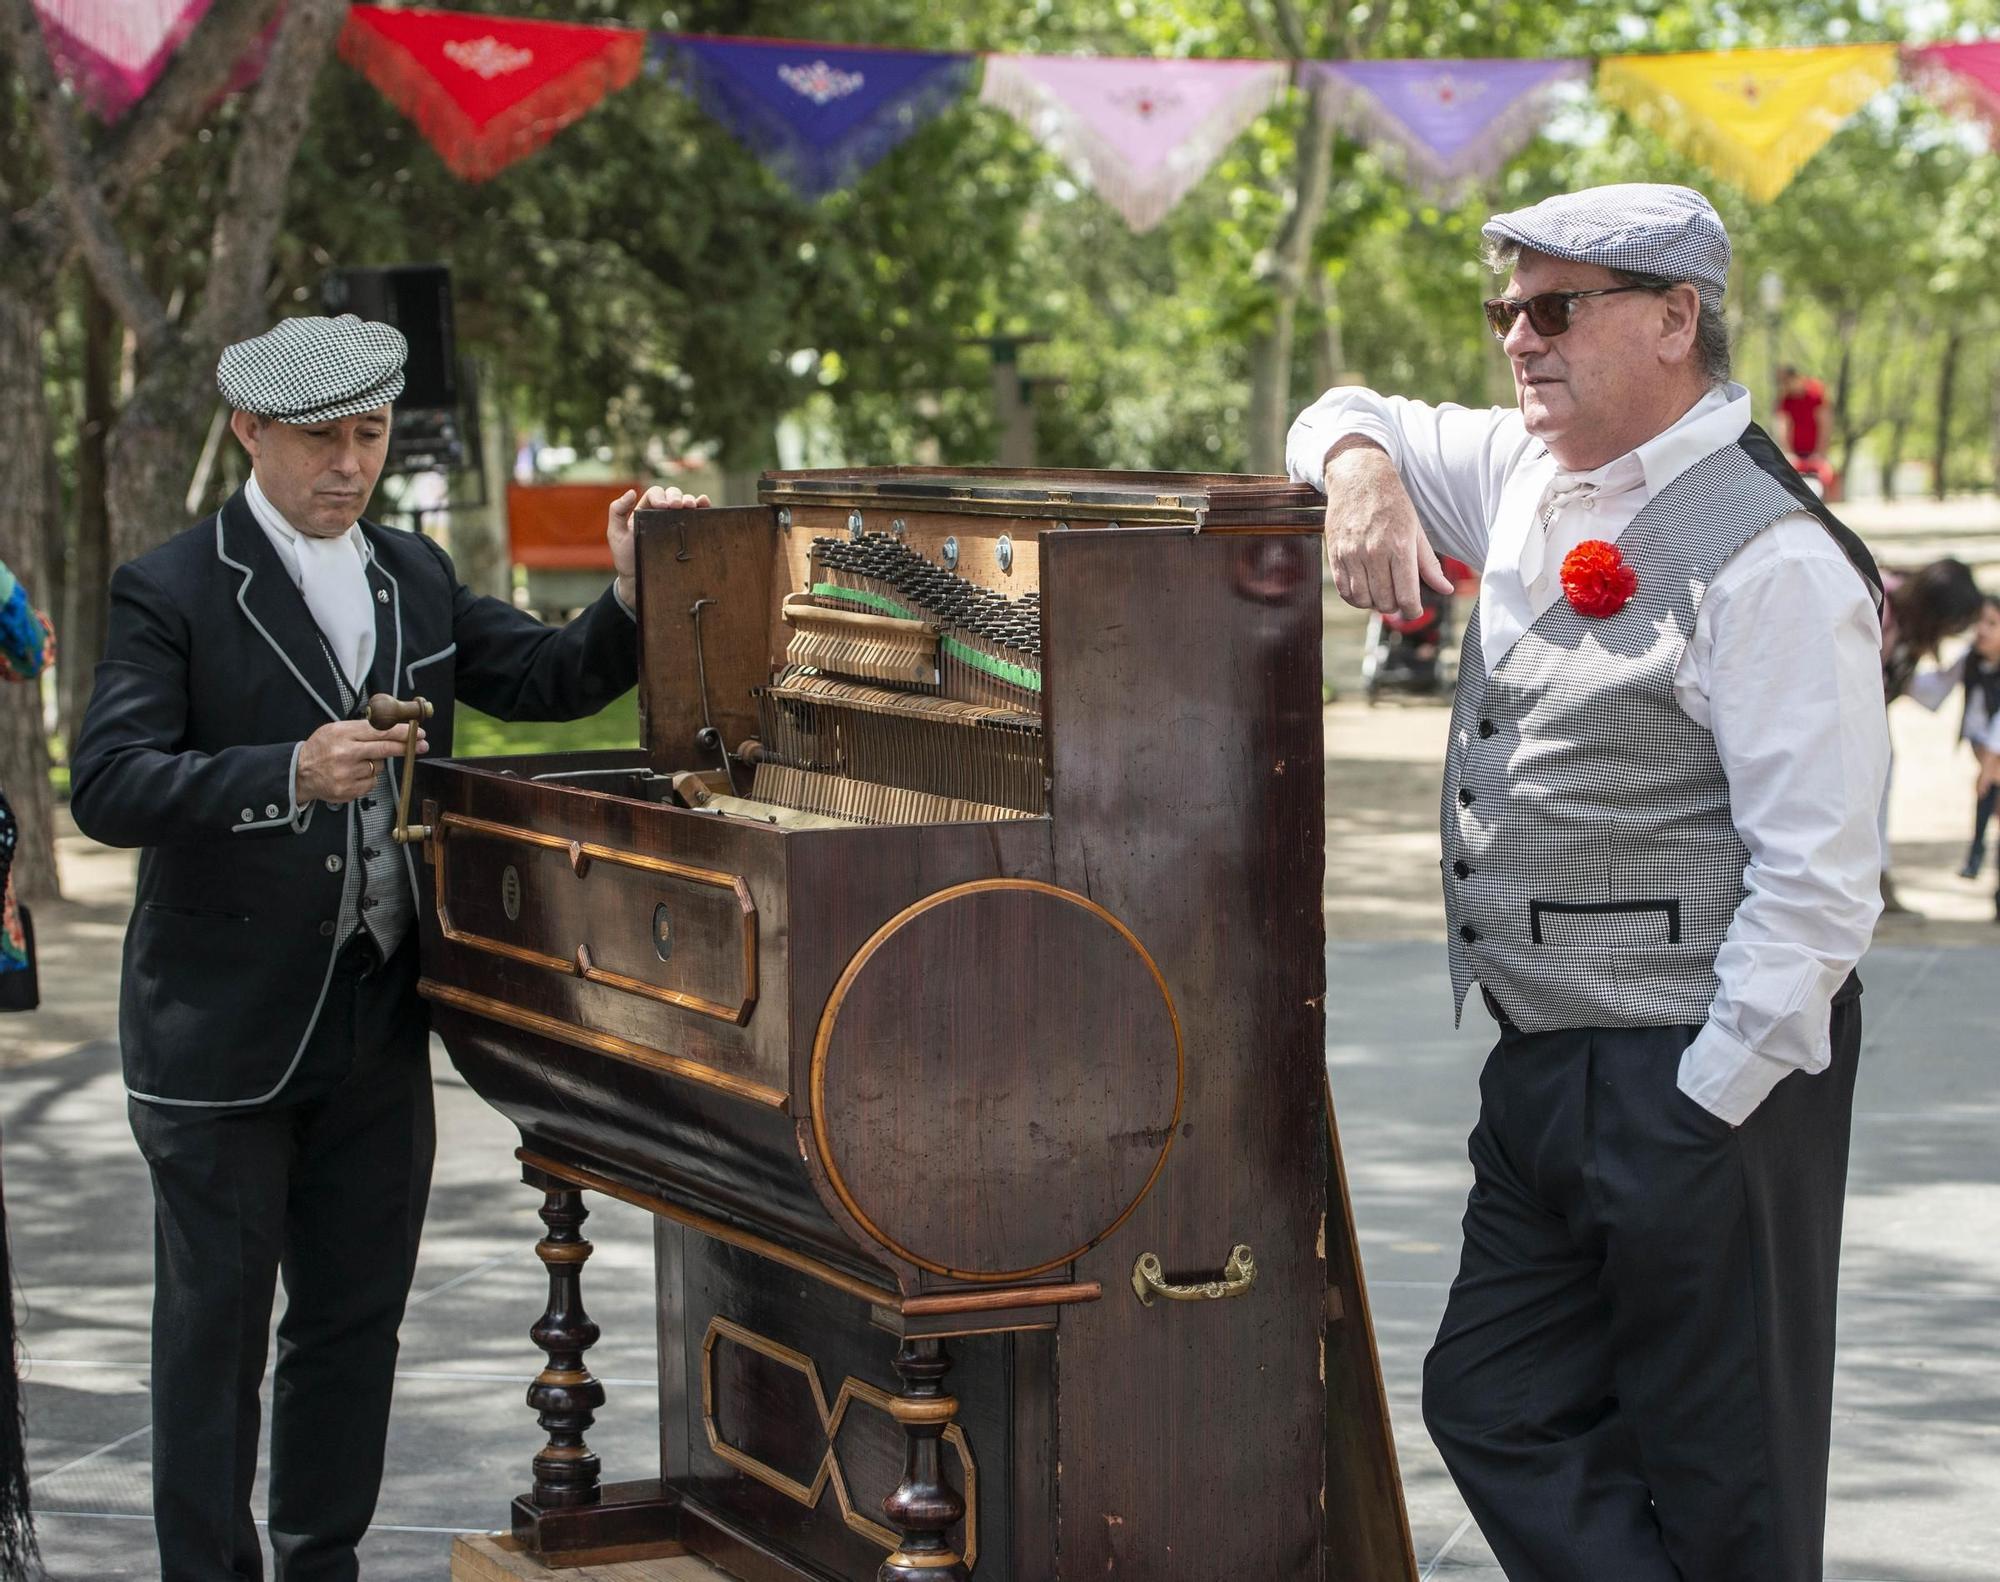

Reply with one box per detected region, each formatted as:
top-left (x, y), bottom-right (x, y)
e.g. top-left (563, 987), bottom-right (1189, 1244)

top-left (321, 264), bottom-right (459, 410)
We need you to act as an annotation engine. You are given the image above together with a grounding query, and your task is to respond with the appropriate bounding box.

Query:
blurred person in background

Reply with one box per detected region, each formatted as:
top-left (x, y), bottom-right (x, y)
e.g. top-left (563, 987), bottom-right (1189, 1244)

top-left (0, 551), bottom-right (55, 1579)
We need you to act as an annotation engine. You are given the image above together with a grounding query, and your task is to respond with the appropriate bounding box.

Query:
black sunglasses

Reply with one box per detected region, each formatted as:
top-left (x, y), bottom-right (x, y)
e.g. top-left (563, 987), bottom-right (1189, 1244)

top-left (1482, 285), bottom-right (1660, 339)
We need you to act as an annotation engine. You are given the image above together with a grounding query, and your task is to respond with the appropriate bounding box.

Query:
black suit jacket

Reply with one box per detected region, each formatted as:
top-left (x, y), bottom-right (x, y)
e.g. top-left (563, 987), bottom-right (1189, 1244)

top-left (71, 488), bottom-right (639, 1106)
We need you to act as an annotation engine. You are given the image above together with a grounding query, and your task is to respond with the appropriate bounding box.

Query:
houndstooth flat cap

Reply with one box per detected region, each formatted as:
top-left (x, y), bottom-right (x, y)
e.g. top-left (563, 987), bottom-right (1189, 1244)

top-left (1482, 184), bottom-right (1731, 311)
top-left (217, 315), bottom-right (407, 424)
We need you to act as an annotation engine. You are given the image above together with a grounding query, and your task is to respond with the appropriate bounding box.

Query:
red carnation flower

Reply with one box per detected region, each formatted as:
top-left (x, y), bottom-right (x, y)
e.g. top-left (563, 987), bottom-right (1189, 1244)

top-left (1560, 540), bottom-right (1638, 618)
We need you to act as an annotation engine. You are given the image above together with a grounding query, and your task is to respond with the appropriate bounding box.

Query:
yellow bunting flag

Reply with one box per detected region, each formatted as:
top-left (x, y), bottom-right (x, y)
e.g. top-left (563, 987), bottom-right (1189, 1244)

top-left (1595, 44), bottom-right (1898, 202)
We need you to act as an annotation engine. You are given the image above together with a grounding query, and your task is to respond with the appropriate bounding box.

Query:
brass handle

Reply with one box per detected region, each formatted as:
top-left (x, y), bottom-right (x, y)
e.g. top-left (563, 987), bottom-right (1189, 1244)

top-left (365, 693), bottom-right (433, 845)
top-left (1131, 1244), bottom-right (1256, 1308)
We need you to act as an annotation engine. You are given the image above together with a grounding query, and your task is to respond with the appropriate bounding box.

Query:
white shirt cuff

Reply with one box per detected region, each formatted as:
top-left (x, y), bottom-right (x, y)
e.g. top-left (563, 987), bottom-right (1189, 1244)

top-left (1677, 1019), bottom-right (1799, 1127)
top-left (1286, 412), bottom-right (1400, 490)
top-left (613, 578), bottom-right (637, 619)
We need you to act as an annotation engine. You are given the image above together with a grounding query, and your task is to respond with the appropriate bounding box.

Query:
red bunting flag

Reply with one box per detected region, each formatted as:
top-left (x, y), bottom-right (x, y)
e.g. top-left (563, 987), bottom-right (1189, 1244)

top-left (338, 4), bottom-right (643, 181)
top-left (1903, 41), bottom-right (2000, 147)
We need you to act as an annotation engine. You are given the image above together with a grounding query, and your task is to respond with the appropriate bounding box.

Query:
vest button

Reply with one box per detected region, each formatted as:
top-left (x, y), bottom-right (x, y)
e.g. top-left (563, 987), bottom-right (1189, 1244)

top-left (1459, 925), bottom-right (1478, 942)
top-left (1478, 719), bottom-right (1496, 738)
top-left (1453, 860), bottom-right (1471, 878)
top-left (1459, 787), bottom-right (1475, 806)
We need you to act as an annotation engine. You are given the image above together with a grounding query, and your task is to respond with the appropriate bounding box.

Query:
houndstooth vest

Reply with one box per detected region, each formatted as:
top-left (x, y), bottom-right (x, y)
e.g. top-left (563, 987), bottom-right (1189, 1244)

top-left (1443, 441), bottom-right (1815, 1031)
top-left (321, 646), bottom-right (415, 958)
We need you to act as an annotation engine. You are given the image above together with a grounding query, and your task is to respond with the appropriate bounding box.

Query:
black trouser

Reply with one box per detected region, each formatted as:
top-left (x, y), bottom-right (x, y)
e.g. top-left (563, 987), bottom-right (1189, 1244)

top-left (1423, 997), bottom-right (1861, 1582)
top-left (128, 936), bottom-right (434, 1582)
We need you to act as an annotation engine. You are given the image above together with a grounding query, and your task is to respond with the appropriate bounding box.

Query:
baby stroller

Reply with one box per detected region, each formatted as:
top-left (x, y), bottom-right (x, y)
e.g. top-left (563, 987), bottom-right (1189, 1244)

top-left (1360, 556), bottom-right (1470, 703)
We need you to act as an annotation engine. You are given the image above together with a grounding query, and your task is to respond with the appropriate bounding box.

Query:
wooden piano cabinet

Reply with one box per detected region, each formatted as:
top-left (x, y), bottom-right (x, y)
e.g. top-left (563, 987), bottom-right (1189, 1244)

top-left (413, 470), bottom-right (1416, 1581)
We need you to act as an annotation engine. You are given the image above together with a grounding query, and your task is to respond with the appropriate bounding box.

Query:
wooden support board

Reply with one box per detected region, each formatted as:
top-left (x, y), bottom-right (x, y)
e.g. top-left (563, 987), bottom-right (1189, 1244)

top-left (451, 1532), bottom-right (733, 1582)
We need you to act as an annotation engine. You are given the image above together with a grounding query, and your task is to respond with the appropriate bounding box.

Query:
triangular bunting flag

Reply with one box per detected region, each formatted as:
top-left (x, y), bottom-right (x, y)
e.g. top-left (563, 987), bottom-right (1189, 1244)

top-left (1903, 41), bottom-right (2000, 147)
top-left (338, 5), bottom-right (643, 182)
top-left (652, 35), bottom-right (977, 201)
top-left (1595, 44), bottom-right (1899, 203)
top-left (980, 56), bottom-right (1289, 232)
top-left (1306, 58), bottom-right (1586, 193)
top-left (32, 0), bottom-right (214, 121)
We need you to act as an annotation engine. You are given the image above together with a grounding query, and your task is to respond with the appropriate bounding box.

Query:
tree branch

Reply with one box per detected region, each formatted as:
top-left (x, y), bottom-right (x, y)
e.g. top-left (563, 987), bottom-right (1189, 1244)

top-left (194, 0), bottom-right (349, 348)
top-left (1, 0), bottom-right (171, 347)
top-left (10, 0), bottom-right (285, 278)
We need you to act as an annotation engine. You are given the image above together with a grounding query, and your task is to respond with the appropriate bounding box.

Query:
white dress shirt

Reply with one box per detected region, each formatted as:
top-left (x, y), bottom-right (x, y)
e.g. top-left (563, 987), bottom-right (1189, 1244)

top-left (1288, 382), bottom-right (1888, 1125)
top-left (245, 472), bottom-right (375, 690)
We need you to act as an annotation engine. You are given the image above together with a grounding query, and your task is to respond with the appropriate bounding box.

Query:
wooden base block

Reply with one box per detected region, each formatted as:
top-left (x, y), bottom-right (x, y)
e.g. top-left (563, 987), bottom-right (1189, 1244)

top-left (514, 1479), bottom-right (682, 1558)
top-left (452, 1531), bottom-right (729, 1581)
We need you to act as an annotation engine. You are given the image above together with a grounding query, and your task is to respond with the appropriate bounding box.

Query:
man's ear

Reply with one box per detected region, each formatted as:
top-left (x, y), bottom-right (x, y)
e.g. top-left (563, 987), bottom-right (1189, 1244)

top-left (228, 409), bottom-right (263, 459)
top-left (1659, 285), bottom-right (1701, 365)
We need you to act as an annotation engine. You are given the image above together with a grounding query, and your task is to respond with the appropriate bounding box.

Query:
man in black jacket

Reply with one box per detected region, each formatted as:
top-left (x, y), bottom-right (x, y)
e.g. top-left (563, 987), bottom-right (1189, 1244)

top-left (70, 316), bottom-right (704, 1582)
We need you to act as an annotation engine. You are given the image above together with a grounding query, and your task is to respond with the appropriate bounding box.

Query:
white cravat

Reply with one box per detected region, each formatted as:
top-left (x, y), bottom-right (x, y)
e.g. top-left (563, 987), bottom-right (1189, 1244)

top-left (246, 473), bottom-right (375, 691)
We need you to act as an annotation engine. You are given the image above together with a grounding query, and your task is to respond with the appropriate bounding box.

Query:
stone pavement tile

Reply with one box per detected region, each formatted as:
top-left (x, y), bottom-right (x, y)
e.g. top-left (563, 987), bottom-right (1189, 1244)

top-left (18, 1365), bottom-right (149, 1499)
top-left (22, 1512), bottom-right (158, 1580)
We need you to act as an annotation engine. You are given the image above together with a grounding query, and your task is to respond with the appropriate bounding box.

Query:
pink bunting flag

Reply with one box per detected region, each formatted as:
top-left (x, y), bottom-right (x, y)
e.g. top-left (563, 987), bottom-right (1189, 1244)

top-left (1903, 41), bottom-right (2000, 146)
top-left (980, 55), bottom-right (1289, 232)
top-left (32, 0), bottom-right (217, 121)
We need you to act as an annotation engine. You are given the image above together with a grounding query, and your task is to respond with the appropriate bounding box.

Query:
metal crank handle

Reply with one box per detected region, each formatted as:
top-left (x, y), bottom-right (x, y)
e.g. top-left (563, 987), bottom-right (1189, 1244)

top-left (365, 693), bottom-right (434, 846)
top-left (1131, 1244), bottom-right (1257, 1308)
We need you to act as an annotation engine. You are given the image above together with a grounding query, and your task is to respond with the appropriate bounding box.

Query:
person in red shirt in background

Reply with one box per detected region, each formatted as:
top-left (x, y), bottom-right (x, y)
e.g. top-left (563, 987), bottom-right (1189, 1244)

top-left (1777, 366), bottom-right (1838, 498)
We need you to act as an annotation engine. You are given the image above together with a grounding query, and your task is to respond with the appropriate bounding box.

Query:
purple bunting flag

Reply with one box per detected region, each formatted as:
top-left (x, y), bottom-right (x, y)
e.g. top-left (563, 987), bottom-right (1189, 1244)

top-left (1306, 58), bottom-right (1587, 192)
top-left (653, 34), bottom-right (978, 200)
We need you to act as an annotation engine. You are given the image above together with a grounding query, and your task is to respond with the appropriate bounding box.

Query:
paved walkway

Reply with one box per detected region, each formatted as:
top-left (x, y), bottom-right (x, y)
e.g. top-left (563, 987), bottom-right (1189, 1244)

top-left (6, 573), bottom-right (1998, 1576)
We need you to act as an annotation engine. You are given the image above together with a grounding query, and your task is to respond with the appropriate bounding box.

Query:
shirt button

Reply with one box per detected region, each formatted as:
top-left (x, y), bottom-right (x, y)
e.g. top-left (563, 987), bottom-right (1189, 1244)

top-left (265, 804), bottom-right (280, 817)
top-left (1453, 860), bottom-right (1471, 879)
top-left (239, 807), bottom-right (254, 821)
top-left (319, 920), bottom-right (335, 937)
top-left (1478, 719), bottom-right (1496, 739)
top-left (1460, 925), bottom-right (1478, 942)
top-left (326, 855), bottom-right (343, 873)
top-left (1459, 787), bottom-right (1476, 806)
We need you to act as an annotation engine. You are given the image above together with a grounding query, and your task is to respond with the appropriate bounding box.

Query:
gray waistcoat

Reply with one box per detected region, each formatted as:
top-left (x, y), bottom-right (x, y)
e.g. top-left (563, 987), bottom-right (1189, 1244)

top-left (1443, 442), bottom-right (1809, 1031)
top-left (324, 657), bottom-right (415, 957)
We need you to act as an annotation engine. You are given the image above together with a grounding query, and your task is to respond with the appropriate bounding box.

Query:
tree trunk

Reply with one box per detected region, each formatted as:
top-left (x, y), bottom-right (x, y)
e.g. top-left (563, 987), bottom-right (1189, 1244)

top-left (105, 335), bottom-right (215, 564)
top-left (1245, 87), bottom-right (1337, 475)
top-left (1830, 308), bottom-right (1857, 478)
top-left (1306, 271), bottom-right (1344, 400)
top-left (0, 291), bottom-right (61, 900)
top-left (62, 270), bottom-right (115, 748)
top-left (1933, 327), bottom-right (1961, 502)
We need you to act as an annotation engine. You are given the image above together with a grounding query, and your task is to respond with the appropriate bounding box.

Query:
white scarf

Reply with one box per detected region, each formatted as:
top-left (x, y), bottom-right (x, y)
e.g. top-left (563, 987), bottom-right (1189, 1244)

top-left (246, 473), bottom-right (375, 692)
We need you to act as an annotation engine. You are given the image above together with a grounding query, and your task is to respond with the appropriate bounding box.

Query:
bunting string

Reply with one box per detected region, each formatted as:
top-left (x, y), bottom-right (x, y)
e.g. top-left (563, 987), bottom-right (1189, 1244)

top-left (22, 3), bottom-right (2000, 222)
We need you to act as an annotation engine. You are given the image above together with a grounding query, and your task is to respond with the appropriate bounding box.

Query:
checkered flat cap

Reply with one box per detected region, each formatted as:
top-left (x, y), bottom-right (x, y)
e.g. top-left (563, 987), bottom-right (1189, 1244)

top-left (217, 315), bottom-right (407, 424)
top-left (1482, 184), bottom-right (1731, 311)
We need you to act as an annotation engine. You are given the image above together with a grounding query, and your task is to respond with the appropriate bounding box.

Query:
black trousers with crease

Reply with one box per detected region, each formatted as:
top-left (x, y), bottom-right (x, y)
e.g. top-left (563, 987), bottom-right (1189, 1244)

top-left (128, 936), bottom-right (433, 1582)
top-left (1423, 993), bottom-right (1861, 1582)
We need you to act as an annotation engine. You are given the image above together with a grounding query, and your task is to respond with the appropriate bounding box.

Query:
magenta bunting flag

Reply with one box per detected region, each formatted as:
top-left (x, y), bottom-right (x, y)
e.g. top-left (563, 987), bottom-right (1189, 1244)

top-left (1903, 42), bottom-right (2000, 146)
top-left (1305, 58), bottom-right (1587, 192)
top-left (32, 0), bottom-right (219, 121)
top-left (980, 55), bottom-right (1289, 232)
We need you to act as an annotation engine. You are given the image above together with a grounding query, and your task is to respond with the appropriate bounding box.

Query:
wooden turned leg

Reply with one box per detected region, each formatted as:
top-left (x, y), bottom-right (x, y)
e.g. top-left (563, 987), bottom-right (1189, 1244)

top-left (525, 1185), bottom-right (606, 1509)
top-left (879, 1338), bottom-right (968, 1582)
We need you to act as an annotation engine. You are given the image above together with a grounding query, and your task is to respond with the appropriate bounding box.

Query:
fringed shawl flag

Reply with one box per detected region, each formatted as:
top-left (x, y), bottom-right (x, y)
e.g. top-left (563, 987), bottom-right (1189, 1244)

top-left (338, 5), bottom-right (644, 182)
top-left (1903, 41), bottom-right (2000, 147)
top-left (31, 0), bottom-right (214, 121)
top-left (1307, 58), bottom-right (1586, 194)
top-left (1595, 44), bottom-right (1899, 202)
top-left (980, 55), bottom-right (1289, 233)
top-left (653, 36), bottom-right (977, 201)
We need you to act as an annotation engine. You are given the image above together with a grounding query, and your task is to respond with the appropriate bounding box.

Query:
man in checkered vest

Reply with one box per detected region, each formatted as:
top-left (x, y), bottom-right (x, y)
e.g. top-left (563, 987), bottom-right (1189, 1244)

top-left (1289, 186), bottom-right (1888, 1582)
top-left (71, 316), bottom-right (706, 1582)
